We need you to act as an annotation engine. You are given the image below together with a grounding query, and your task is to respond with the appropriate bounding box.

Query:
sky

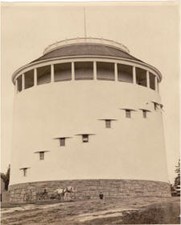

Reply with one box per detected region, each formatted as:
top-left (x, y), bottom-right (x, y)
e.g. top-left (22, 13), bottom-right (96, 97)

top-left (1, 1), bottom-right (180, 183)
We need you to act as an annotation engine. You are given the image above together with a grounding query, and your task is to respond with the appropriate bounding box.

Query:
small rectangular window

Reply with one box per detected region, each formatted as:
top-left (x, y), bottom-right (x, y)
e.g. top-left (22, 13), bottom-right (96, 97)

top-left (82, 134), bottom-right (89, 143)
top-left (20, 168), bottom-right (28, 177)
top-left (60, 138), bottom-right (66, 146)
top-left (141, 109), bottom-right (150, 118)
top-left (23, 168), bottom-right (27, 177)
top-left (152, 102), bottom-right (159, 111)
top-left (39, 152), bottom-right (45, 160)
top-left (143, 110), bottom-right (147, 118)
top-left (105, 120), bottom-right (111, 128)
top-left (35, 151), bottom-right (48, 160)
top-left (125, 109), bottom-right (131, 118)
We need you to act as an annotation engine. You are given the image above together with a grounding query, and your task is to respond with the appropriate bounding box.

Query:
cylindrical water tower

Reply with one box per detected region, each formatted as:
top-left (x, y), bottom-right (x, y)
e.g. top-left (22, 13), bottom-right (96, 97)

top-left (10, 38), bottom-right (170, 202)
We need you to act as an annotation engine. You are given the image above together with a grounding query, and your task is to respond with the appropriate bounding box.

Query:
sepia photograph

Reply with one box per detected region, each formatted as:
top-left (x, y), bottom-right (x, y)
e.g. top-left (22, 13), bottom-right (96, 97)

top-left (1, 1), bottom-right (180, 224)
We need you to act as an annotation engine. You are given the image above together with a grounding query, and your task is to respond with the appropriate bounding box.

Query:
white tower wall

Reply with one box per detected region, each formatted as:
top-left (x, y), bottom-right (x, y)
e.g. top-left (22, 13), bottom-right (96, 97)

top-left (9, 39), bottom-right (170, 202)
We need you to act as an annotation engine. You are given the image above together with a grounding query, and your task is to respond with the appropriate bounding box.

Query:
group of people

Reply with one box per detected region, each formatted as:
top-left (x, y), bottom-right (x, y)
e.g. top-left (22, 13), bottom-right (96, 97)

top-left (36, 187), bottom-right (104, 201)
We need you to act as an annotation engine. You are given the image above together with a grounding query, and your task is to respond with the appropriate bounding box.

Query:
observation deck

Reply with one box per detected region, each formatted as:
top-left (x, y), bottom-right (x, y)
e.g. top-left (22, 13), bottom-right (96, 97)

top-left (12, 37), bottom-right (162, 93)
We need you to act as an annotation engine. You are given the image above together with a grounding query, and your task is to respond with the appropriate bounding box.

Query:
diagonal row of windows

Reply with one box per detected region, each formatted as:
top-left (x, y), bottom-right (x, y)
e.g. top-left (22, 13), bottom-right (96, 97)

top-left (19, 101), bottom-right (163, 176)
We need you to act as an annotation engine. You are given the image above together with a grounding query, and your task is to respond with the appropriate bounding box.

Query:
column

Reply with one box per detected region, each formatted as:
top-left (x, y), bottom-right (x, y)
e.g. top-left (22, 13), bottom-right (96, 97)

top-left (22, 73), bottom-right (25, 90)
top-left (93, 61), bottom-right (97, 80)
top-left (71, 62), bottom-right (75, 80)
top-left (34, 68), bottom-right (37, 86)
top-left (146, 71), bottom-right (150, 88)
top-left (133, 66), bottom-right (136, 84)
top-left (51, 64), bottom-right (54, 82)
top-left (114, 63), bottom-right (118, 81)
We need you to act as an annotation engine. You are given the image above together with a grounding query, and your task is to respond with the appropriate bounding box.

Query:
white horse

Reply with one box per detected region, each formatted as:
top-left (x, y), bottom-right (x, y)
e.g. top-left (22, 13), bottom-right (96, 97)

top-left (54, 186), bottom-right (75, 200)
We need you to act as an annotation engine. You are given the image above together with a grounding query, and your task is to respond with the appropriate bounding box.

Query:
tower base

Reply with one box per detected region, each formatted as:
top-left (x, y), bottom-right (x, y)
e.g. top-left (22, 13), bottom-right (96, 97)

top-left (9, 179), bottom-right (171, 203)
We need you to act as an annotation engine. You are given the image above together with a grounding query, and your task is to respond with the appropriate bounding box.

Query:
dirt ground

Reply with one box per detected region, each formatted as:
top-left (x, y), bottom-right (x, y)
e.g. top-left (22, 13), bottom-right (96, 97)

top-left (1, 197), bottom-right (180, 225)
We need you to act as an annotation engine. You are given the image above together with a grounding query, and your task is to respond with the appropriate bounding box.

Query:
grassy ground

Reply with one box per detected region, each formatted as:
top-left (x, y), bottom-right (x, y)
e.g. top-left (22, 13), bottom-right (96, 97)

top-left (1, 197), bottom-right (180, 225)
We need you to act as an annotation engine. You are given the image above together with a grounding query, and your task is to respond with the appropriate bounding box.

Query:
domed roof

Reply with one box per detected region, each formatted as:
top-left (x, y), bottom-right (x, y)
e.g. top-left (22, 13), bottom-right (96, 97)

top-left (32, 38), bottom-right (143, 63)
top-left (12, 38), bottom-right (162, 82)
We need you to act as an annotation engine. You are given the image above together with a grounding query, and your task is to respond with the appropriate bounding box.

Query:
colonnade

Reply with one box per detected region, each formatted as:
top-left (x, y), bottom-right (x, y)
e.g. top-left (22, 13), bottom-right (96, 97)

top-left (15, 61), bottom-right (158, 93)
